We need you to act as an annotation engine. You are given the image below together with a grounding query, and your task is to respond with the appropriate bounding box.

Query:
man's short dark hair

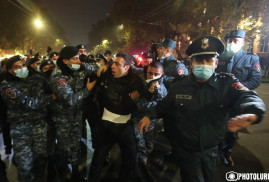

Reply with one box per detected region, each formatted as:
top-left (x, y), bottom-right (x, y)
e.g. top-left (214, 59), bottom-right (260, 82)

top-left (148, 61), bottom-right (163, 70)
top-left (116, 53), bottom-right (135, 65)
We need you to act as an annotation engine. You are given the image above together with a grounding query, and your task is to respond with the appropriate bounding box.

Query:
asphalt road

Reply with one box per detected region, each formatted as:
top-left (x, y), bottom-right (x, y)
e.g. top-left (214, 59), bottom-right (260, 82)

top-left (3, 83), bottom-right (269, 182)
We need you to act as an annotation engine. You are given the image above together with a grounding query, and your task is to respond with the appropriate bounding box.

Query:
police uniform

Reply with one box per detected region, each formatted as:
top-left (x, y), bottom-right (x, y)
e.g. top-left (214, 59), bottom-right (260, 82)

top-left (132, 76), bottom-right (167, 155)
top-left (49, 46), bottom-right (98, 180)
top-left (217, 30), bottom-right (262, 90)
top-left (216, 30), bottom-right (262, 165)
top-left (0, 56), bottom-right (53, 182)
top-left (144, 36), bottom-right (265, 182)
top-left (158, 38), bottom-right (188, 88)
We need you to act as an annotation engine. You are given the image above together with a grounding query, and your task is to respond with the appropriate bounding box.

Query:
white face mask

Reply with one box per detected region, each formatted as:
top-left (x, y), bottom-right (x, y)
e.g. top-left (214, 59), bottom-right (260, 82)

top-left (14, 67), bottom-right (29, 78)
top-left (35, 66), bottom-right (41, 72)
top-left (71, 64), bottom-right (80, 70)
top-left (96, 63), bottom-right (101, 67)
top-left (52, 60), bottom-right (57, 65)
top-left (227, 43), bottom-right (242, 54)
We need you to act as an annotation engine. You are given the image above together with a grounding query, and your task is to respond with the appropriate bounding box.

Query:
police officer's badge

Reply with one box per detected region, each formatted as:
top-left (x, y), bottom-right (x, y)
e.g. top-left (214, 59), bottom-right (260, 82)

top-left (255, 63), bottom-right (260, 72)
top-left (81, 45), bottom-right (84, 48)
top-left (5, 88), bottom-right (17, 99)
top-left (201, 38), bottom-right (209, 49)
top-left (57, 78), bottom-right (68, 88)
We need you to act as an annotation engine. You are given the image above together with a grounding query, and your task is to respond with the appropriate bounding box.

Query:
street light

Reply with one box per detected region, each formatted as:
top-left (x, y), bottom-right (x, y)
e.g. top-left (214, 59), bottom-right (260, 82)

top-left (103, 40), bottom-right (108, 44)
top-left (34, 19), bottom-right (43, 28)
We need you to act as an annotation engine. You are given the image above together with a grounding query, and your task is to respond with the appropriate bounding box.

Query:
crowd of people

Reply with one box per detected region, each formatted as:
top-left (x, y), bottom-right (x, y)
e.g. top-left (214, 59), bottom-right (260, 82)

top-left (0, 30), bottom-right (266, 182)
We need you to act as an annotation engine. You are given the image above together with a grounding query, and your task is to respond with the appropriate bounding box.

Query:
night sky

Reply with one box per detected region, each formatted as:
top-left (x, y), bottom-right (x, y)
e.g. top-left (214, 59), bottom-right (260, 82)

top-left (40, 0), bottom-right (112, 46)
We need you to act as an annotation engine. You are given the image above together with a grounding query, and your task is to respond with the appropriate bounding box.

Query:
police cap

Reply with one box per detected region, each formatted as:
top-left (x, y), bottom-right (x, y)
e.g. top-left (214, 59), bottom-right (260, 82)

top-left (49, 52), bottom-right (59, 59)
top-left (157, 38), bottom-right (176, 49)
top-left (186, 35), bottom-right (225, 58)
top-left (96, 53), bottom-right (107, 62)
top-left (104, 50), bottom-right (112, 55)
top-left (88, 54), bottom-right (94, 59)
top-left (76, 44), bottom-right (86, 49)
top-left (224, 30), bottom-right (245, 42)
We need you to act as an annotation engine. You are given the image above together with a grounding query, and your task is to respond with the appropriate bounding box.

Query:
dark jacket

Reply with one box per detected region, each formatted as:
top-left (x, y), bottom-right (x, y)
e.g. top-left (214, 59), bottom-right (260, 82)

top-left (98, 69), bottom-right (145, 115)
top-left (0, 73), bottom-right (52, 124)
top-left (49, 63), bottom-right (96, 118)
top-left (147, 73), bottom-right (265, 152)
top-left (132, 77), bottom-right (167, 123)
top-left (217, 49), bottom-right (262, 90)
top-left (160, 55), bottom-right (188, 77)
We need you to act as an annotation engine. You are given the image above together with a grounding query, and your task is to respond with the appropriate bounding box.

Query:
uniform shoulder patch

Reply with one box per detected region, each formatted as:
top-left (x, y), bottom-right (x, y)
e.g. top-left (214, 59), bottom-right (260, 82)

top-left (255, 63), bottom-right (261, 72)
top-left (5, 88), bottom-right (17, 99)
top-left (57, 78), bottom-right (68, 88)
top-left (177, 68), bottom-right (185, 75)
top-left (231, 82), bottom-right (249, 91)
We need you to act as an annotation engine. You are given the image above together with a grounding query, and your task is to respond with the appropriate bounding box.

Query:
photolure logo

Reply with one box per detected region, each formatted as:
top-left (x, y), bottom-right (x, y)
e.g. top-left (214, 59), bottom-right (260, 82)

top-left (226, 171), bottom-right (238, 181)
top-left (226, 171), bottom-right (269, 181)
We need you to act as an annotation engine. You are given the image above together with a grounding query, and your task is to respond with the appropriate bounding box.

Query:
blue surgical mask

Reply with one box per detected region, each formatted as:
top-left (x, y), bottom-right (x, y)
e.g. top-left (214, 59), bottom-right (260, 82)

top-left (71, 64), bottom-right (81, 70)
top-left (14, 67), bottom-right (29, 78)
top-left (192, 65), bottom-right (213, 80)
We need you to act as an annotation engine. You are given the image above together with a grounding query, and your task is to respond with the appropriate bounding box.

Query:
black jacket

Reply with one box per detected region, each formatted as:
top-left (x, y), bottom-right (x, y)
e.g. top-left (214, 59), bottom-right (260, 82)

top-left (147, 73), bottom-right (265, 152)
top-left (98, 69), bottom-right (145, 115)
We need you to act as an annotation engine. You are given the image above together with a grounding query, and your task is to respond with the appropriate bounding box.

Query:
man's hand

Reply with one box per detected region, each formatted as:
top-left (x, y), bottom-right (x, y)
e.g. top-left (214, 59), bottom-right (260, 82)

top-left (86, 78), bottom-right (96, 91)
top-left (97, 65), bottom-right (108, 77)
top-left (138, 116), bottom-right (150, 134)
top-left (148, 81), bottom-right (160, 93)
top-left (130, 90), bottom-right (140, 100)
top-left (228, 114), bottom-right (258, 132)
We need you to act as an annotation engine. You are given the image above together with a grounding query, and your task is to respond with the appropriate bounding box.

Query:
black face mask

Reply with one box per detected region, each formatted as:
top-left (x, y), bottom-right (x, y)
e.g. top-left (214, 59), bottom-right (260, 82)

top-left (44, 70), bottom-right (53, 78)
top-left (79, 54), bottom-right (89, 63)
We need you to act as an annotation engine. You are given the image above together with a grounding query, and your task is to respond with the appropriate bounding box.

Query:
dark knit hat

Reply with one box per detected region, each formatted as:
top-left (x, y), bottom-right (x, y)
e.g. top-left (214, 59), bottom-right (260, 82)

top-left (29, 57), bottom-right (40, 65)
top-left (49, 52), bottom-right (59, 59)
top-left (40, 60), bottom-right (55, 71)
top-left (59, 46), bottom-right (79, 60)
top-left (5, 55), bottom-right (23, 70)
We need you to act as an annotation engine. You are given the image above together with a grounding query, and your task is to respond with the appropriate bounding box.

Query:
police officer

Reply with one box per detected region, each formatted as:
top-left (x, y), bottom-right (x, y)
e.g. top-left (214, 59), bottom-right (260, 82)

top-left (88, 53), bottom-right (145, 182)
top-left (138, 35), bottom-right (265, 182)
top-left (132, 61), bottom-right (167, 182)
top-left (104, 50), bottom-right (113, 66)
top-left (40, 60), bottom-right (56, 78)
top-left (216, 30), bottom-right (262, 166)
top-left (1, 55), bottom-right (55, 182)
top-left (217, 30), bottom-right (262, 89)
top-left (77, 44), bottom-right (91, 65)
top-left (48, 52), bottom-right (59, 65)
top-left (49, 46), bottom-right (97, 181)
top-left (157, 38), bottom-right (188, 87)
top-left (87, 54), bottom-right (95, 63)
